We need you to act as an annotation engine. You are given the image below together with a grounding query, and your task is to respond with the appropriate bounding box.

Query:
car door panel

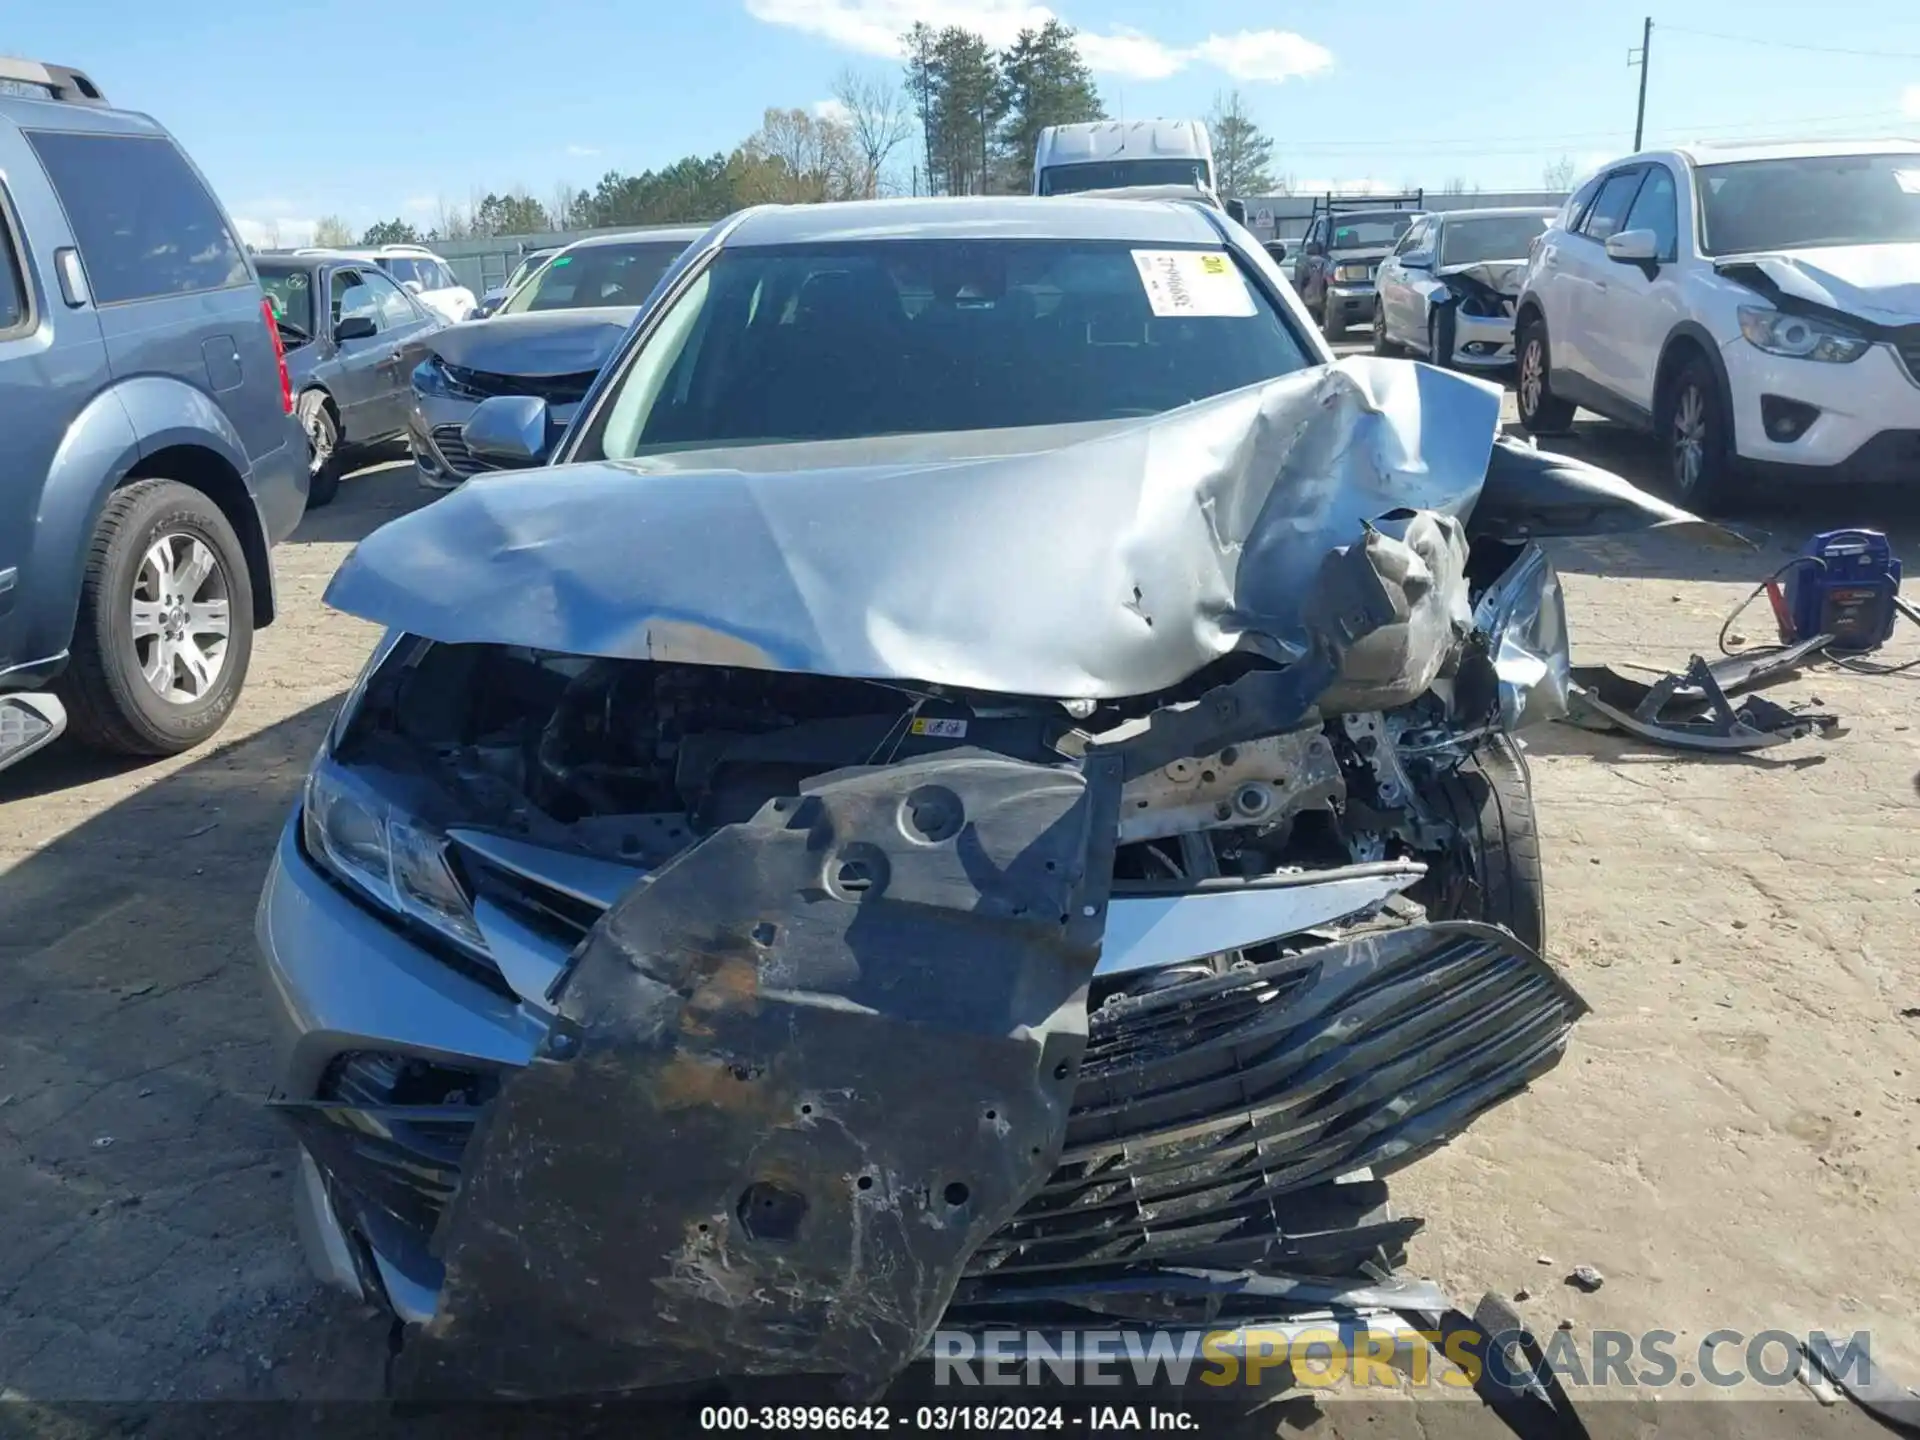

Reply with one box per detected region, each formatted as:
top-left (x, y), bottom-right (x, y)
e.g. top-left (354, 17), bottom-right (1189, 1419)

top-left (1587, 164), bottom-right (1681, 414)
top-left (360, 270), bottom-right (435, 437)
top-left (1377, 218), bottom-right (1423, 344)
top-left (329, 269), bottom-right (386, 441)
top-left (1558, 167), bottom-right (1647, 389)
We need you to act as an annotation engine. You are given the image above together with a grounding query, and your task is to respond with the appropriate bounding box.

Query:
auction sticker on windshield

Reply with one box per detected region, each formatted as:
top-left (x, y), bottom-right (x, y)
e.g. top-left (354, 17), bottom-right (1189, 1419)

top-left (1132, 250), bottom-right (1256, 318)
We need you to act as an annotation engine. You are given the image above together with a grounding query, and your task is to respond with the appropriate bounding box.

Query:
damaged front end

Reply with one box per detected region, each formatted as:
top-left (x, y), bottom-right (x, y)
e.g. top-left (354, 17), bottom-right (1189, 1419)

top-left (265, 358), bottom-right (1679, 1402)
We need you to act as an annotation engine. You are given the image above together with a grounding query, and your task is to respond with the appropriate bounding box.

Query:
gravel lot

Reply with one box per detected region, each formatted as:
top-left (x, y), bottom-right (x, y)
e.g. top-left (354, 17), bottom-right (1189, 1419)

top-left (4, 365), bottom-right (1919, 1432)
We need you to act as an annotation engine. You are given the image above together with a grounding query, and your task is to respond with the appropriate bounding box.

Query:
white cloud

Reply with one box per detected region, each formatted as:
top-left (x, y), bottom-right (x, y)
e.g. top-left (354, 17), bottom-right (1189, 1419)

top-left (1074, 28), bottom-right (1184, 80)
top-left (1284, 178), bottom-right (1398, 197)
top-left (565, 143), bottom-right (602, 157)
top-left (402, 194), bottom-right (438, 216)
top-left (1901, 83), bottom-right (1920, 118)
top-left (812, 96), bottom-right (855, 124)
top-left (1191, 30), bottom-right (1331, 83)
top-left (744, 0), bottom-right (1333, 82)
top-left (233, 215), bottom-right (318, 249)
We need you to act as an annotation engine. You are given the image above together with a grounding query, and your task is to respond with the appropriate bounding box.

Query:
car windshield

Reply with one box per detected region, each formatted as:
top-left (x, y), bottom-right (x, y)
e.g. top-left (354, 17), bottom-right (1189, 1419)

top-left (503, 253), bottom-right (552, 293)
top-left (1040, 159), bottom-right (1210, 195)
top-left (502, 241), bottom-right (689, 314)
top-left (381, 256), bottom-right (447, 290)
top-left (1329, 214), bottom-right (1414, 250)
top-left (1439, 215), bottom-right (1552, 267)
top-left (255, 264), bottom-right (315, 338)
top-left (588, 238), bottom-right (1312, 457)
top-left (1697, 152), bottom-right (1920, 254)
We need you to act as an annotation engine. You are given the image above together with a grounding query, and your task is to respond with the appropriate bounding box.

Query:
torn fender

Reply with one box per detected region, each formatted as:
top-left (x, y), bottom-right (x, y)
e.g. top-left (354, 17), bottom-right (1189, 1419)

top-left (1468, 436), bottom-right (1750, 547)
top-left (392, 749), bottom-right (1122, 1400)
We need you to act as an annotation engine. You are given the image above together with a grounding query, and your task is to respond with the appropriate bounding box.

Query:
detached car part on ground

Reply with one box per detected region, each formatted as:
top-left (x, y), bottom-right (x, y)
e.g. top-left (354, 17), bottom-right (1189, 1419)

top-left (257, 200), bottom-right (1728, 1413)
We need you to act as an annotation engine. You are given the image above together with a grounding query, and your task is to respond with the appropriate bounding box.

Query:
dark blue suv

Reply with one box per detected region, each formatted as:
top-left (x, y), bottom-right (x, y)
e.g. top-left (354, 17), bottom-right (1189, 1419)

top-left (0, 59), bottom-right (307, 774)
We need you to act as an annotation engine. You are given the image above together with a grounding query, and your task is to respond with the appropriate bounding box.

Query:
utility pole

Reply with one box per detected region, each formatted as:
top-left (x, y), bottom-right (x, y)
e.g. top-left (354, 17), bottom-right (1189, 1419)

top-left (1630, 17), bottom-right (1653, 151)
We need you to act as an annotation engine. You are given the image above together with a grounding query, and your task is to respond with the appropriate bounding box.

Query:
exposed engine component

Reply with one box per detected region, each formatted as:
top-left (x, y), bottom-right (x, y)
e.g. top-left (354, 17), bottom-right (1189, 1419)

top-left (1115, 730), bottom-right (1344, 843)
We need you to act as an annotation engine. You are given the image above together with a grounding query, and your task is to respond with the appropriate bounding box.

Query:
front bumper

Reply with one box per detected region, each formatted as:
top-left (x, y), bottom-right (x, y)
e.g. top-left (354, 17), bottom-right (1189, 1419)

top-left (260, 782), bottom-right (1584, 1397)
top-left (1445, 310), bottom-right (1519, 368)
top-left (1725, 337), bottom-right (1920, 476)
top-left (1326, 283), bottom-right (1377, 322)
top-left (406, 394), bottom-right (482, 490)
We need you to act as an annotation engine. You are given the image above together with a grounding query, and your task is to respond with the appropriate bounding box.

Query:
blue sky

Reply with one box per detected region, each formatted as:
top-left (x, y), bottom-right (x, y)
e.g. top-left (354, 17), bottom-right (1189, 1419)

top-left (12, 0), bottom-right (1920, 244)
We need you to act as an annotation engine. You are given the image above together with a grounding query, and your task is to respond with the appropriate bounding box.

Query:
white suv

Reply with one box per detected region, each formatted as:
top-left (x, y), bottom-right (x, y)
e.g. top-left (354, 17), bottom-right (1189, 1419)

top-left (1513, 139), bottom-right (1920, 508)
top-left (299, 244), bottom-right (476, 324)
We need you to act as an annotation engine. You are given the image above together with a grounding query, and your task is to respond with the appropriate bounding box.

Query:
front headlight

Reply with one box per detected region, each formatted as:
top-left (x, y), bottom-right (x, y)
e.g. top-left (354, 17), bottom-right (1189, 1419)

top-left (1333, 263), bottom-right (1373, 283)
top-left (302, 760), bottom-right (485, 951)
top-left (412, 355), bottom-right (456, 398)
top-left (1736, 305), bottom-right (1869, 363)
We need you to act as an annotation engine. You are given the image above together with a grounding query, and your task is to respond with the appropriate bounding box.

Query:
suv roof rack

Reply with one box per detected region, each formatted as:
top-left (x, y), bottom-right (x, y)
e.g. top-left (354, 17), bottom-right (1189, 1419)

top-left (0, 57), bottom-right (108, 104)
top-left (1308, 189), bottom-right (1425, 218)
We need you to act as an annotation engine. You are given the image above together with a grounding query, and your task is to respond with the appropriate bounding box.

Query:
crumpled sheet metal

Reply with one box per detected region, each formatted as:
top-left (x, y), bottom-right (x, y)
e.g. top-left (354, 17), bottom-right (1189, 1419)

top-left (325, 356), bottom-right (1504, 701)
top-left (1472, 544), bottom-right (1571, 731)
top-left (391, 750), bottom-right (1123, 1401)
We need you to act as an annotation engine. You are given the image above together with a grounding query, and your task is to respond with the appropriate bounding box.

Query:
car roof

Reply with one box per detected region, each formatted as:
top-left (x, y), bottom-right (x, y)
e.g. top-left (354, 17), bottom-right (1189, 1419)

top-left (1432, 206), bottom-right (1557, 223)
top-left (723, 196), bottom-right (1226, 247)
top-left (562, 226), bottom-right (710, 253)
top-left (1621, 138), bottom-right (1920, 169)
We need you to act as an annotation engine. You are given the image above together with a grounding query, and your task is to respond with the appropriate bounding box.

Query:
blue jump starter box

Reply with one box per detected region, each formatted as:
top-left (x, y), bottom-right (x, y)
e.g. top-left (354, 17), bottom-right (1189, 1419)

top-left (1783, 529), bottom-right (1902, 653)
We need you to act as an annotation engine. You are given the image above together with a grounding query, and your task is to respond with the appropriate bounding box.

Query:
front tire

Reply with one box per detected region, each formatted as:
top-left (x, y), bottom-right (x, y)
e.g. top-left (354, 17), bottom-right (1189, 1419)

top-left (1412, 735), bottom-right (1546, 954)
top-left (55, 479), bottom-right (255, 758)
top-left (1323, 303), bottom-right (1346, 342)
top-left (1371, 304), bottom-right (1400, 356)
top-left (1427, 309), bottom-right (1455, 370)
top-left (1514, 316), bottom-right (1575, 435)
top-left (1657, 355), bottom-right (1735, 511)
top-left (299, 391), bottom-right (342, 510)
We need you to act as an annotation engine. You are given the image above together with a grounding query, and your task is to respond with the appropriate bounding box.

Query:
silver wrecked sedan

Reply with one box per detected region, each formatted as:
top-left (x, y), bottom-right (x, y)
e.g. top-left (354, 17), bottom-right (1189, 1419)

top-left (259, 195), bottom-right (1709, 1414)
top-left (1371, 207), bottom-right (1555, 369)
top-left (406, 226), bottom-right (704, 488)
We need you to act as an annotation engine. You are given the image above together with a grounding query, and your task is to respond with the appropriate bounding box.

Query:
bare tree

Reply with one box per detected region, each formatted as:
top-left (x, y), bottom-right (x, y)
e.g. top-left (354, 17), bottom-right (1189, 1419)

top-left (262, 219), bottom-right (283, 249)
top-left (313, 215), bottom-right (355, 247)
top-left (1442, 176), bottom-right (1468, 195)
top-left (1542, 155), bottom-right (1578, 191)
top-left (832, 68), bottom-right (914, 199)
top-left (739, 108), bottom-right (862, 204)
top-left (434, 196), bottom-right (469, 240)
top-left (548, 182), bottom-right (575, 231)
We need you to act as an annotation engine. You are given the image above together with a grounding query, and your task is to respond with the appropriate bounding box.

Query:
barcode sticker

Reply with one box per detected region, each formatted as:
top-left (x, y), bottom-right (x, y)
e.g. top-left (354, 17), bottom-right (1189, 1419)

top-left (1131, 250), bottom-right (1256, 318)
top-left (911, 717), bottom-right (968, 738)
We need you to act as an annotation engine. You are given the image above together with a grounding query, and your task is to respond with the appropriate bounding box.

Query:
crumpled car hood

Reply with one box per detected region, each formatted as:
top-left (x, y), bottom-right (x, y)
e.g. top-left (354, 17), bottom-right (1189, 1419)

top-left (426, 306), bottom-right (639, 376)
top-left (325, 356), bottom-right (1506, 700)
top-left (1719, 243), bottom-right (1920, 325)
top-left (1438, 258), bottom-right (1528, 295)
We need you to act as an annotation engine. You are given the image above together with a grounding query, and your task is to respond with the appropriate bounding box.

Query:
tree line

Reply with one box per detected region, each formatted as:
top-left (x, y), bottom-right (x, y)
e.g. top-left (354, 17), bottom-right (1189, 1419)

top-left (314, 20), bottom-right (1304, 249)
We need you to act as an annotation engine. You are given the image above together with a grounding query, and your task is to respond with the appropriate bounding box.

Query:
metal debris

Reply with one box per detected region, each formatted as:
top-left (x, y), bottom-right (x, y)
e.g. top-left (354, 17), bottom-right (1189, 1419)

top-left (1566, 1265), bottom-right (1604, 1292)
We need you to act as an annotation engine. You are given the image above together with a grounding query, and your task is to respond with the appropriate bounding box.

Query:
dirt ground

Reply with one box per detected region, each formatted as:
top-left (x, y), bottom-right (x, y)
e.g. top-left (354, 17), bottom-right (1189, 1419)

top-left (3, 372), bottom-right (1919, 1434)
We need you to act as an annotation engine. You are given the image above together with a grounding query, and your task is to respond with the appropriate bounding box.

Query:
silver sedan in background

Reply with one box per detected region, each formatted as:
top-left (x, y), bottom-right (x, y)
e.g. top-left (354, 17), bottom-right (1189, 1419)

top-left (408, 226), bottom-right (705, 488)
top-left (1372, 207), bottom-right (1555, 369)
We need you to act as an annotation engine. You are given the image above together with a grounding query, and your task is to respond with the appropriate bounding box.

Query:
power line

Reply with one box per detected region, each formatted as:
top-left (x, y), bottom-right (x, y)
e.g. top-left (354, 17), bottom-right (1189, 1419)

top-left (1659, 23), bottom-right (1920, 61)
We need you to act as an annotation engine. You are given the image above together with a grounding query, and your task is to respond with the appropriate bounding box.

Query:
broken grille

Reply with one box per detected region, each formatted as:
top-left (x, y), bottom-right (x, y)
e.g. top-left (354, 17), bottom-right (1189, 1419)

top-left (961, 923), bottom-right (1585, 1299)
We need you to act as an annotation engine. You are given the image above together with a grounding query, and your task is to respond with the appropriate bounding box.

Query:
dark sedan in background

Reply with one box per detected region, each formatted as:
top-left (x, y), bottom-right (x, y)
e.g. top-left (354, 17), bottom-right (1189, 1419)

top-left (408, 226), bottom-right (704, 488)
top-left (258, 254), bottom-right (444, 507)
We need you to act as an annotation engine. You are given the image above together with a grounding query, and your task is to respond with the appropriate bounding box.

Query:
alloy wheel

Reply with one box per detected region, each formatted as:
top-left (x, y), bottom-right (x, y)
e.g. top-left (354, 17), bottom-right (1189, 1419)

top-left (1518, 337), bottom-right (1544, 416)
top-left (129, 533), bottom-right (231, 705)
top-left (304, 406), bottom-right (335, 476)
top-left (1672, 383), bottom-right (1707, 495)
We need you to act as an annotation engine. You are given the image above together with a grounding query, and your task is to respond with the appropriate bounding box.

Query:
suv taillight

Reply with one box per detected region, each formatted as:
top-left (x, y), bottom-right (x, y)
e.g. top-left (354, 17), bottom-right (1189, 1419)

top-left (261, 297), bottom-right (293, 416)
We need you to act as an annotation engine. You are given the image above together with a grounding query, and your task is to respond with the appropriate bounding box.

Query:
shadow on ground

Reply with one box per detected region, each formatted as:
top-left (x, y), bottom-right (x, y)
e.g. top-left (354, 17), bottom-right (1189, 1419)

top-left (285, 448), bottom-right (439, 547)
top-left (0, 696), bottom-right (391, 1402)
top-left (1524, 419), bottom-right (1920, 585)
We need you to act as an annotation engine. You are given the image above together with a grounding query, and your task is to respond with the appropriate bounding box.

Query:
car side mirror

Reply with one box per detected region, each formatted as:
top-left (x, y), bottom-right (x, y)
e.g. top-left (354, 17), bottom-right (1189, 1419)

top-left (334, 314), bottom-right (377, 343)
top-left (1402, 250), bottom-right (1434, 270)
top-left (1225, 198), bottom-right (1248, 225)
top-left (402, 279), bottom-right (425, 295)
top-left (1605, 228), bottom-right (1660, 264)
top-left (1266, 243), bottom-right (1288, 262)
top-left (463, 394), bottom-right (550, 466)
